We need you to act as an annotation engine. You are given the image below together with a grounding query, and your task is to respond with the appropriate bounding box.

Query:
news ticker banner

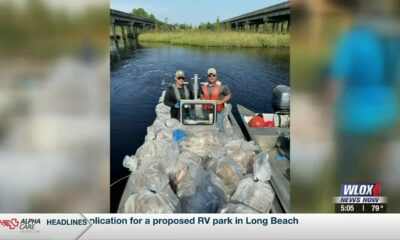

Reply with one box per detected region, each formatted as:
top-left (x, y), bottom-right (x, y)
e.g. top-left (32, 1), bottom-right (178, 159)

top-left (1, 214), bottom-right (400, 239)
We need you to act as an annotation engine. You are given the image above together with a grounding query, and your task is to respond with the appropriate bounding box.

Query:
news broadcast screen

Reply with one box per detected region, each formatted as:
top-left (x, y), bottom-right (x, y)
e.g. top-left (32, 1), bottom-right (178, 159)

top-left (0, 0), bottom-right (399, 239)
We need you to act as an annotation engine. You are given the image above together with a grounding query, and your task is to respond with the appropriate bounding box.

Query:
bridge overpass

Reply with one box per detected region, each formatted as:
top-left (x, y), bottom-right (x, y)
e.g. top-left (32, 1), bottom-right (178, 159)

top-left (221, 1), bottom-right (290, 32)
top-left (110, 9), bottom-right (156, 51)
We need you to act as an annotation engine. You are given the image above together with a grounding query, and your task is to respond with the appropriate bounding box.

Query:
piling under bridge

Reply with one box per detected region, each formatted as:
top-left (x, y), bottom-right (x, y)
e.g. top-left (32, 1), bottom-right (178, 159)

top-left (110, 9), bottom-right (155, 51)
top-left (221, 1), bottom-right (290, 32)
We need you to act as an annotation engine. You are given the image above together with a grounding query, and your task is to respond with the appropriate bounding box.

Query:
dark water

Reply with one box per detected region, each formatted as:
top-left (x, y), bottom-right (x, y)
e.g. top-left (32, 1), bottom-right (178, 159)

top-left (110, 42), bottom-right (289, 212)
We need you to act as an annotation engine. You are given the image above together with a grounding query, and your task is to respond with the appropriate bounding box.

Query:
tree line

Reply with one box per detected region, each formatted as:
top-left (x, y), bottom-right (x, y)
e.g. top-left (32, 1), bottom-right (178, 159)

top-left (131, 8), bottom-right (228, 31)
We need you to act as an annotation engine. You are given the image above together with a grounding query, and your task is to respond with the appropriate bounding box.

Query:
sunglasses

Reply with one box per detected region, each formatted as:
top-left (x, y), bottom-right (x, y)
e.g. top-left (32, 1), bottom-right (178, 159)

top-left (177, 77), bottom-right (185, 80)
top-left (208, 74), bottom-right (216, 77)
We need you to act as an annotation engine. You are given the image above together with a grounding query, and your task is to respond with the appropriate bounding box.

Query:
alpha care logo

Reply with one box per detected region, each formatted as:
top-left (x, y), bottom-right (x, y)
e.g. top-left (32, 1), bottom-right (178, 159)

top-left (0, 218), bottom-right (41, 232)
top-left (0, 218), bottom-right (19, 230)
top-left (19, 218), bottom-right (41, 232)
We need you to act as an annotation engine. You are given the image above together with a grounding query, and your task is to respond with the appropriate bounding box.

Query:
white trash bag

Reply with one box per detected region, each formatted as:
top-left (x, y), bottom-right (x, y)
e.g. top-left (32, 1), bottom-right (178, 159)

top-left (166, 151), bottom-right (203, 186)
top-left (120, 172), bottom-right (181, 213)
top-left (146, 118), bottom-right (183, 141)
top-left (208, 148), bottom-right (226, 160)
top-left (122, 189), bottom-right (180, 213)
top-left (253, 152), bottom-right (272, 182)
top-left (206, 155), bottom-right (244, 197)
top-left (224, 140), bottom-right (259, 173)
top-left (146, 119), bottom-right (167, 141)
top-left (122, 155), bottom-right (138, 172)
top-left (231, 177), bottom-right (274, 213)
top-left (180, 126), bottom-right (223, 158)
top-left (135, 140), bottom-right (180, 166)
top-left (118, 170), bottom-right (166, 212)
top-left (165, 118), bottom-right (182, 129)
top-left (155, 103), bottom-right (170, 120)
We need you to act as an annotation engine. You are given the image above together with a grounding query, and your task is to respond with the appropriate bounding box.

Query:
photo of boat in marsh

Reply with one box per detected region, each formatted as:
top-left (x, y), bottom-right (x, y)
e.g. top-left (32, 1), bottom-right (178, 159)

top-left (110, 0), bottom-right (290, 213)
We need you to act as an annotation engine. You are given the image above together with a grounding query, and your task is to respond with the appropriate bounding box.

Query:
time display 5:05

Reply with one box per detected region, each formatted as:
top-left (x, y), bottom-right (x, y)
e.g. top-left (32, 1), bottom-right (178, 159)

top-left (335, 204), bottom-right (386, 213)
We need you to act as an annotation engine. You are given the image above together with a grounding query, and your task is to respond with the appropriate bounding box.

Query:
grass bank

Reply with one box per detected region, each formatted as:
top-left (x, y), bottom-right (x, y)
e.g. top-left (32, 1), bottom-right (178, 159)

top-left (138, 31), bottom-right (289, 48)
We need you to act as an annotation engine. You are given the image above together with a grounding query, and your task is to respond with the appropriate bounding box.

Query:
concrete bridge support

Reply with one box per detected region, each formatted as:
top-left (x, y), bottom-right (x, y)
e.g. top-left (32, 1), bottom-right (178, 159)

top-left (120, 25), bottom-right (127, 49)
top-left (245, 21), bottom-right (250, 31)
top-left (110, 19), bottom-right (121, 59)
top-left (263, 17), bottom-right (269, 32)
top-left (128, 21), bottom-right (135, 39)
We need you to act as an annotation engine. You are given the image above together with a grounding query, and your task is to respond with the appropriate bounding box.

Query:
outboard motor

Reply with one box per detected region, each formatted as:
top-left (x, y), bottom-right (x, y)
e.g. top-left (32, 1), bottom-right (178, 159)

top-left (276, 131), bottom-right (290, 159)
top-left (271, 85), bottom-right (290, 113)
top-left (271, 85), bottom-right (290, 128)
top-left (272, 85), bottom-right (290, 158)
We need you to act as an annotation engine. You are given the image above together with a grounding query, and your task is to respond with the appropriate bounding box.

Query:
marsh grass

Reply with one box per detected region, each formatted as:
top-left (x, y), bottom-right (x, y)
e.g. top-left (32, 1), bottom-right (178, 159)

top-left (137, 30), bottom-right (289, 48)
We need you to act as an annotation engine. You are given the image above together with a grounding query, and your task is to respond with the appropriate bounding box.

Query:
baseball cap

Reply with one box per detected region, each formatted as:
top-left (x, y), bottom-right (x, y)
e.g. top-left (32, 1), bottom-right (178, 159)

top-left (207, 68), bottom-right (217, 75)
top-left (175, 70), bottom-right (185, 78)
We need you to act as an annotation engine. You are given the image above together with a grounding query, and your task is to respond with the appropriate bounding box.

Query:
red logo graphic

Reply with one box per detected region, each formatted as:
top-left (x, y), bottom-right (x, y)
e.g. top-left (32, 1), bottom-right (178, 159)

top-left (0, 219), bottom-right (20, 230)
top-left (372, 183), bottom-right (381, 196)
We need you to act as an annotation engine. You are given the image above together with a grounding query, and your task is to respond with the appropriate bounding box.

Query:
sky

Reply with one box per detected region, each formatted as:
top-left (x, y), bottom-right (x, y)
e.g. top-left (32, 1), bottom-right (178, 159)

top-left (110, 0), bottom-right (285, 26)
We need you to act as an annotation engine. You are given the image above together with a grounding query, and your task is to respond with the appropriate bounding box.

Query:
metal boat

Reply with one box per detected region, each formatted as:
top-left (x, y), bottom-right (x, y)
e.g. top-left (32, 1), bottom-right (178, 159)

top-left (236, 86), bottom-right (290, 212)
top-left (117, 75), bottom-right (289, 213)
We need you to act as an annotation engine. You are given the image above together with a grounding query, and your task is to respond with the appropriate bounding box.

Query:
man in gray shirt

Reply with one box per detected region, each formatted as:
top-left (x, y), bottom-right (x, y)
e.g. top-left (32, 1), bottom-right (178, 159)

top-left (164, 70), bottom-right (192, 120)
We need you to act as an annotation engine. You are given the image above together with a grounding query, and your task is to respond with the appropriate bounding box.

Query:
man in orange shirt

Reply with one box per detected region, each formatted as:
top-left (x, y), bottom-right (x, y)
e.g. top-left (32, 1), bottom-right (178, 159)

top-left (200, 68), bottom-right (232, 133)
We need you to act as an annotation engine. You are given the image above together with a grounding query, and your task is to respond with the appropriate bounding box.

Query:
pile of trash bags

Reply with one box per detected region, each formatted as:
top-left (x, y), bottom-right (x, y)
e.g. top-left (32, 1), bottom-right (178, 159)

top-left (119, 102), bottom-right (274, 213)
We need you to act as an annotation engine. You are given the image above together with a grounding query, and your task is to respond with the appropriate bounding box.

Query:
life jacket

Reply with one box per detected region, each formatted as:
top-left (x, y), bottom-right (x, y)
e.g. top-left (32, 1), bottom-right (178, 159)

top-left (202, 83), bottom-right (224, 112)
top-left (172, 84), bottom-right (190, 100)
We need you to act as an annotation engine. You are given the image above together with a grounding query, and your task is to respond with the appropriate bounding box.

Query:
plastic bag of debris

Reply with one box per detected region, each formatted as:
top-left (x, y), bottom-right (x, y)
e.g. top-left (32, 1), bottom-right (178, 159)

top-left (138, 158), bottom-right (164, 174)
top-left (118, 170), bottom-right (167, 212)
top-left (165, 118), bottom-right (181, 129)
top-left (155, 128), bottom-right (174, 140)
top-left (146, 119), bottom-right (166, 141)
top-left (208, 148), bottom-right (225, 160)
top-left (206, 155), bottom-right (243, 197)
top-left (120, 172), bottom-right (181, 213)
top-left (146, 118), bottom-right (184, 142)
top-left (220, 127), bottom-right (241, 143)
top-left (253, 152), bottom-right (272, 182)
top-left (220, 203), bottom-right (260, 213)
top-left (177, 165), bottom-right (225, 213)
top-left (155, 103), bottom-right (170, 121)
top-left (180, 126), bottom-right (223, 158)
top-left (121, 188), bottom-right (180, 213)
top-left (134, 139), bottom-right (179, 166)
top-left (123, 155), bottom-right (165, 173)
top-left (164, 150), bottom-right (202, 185)
top-left (231, 177), bottom-right (274, 213)
top-left (122, 155), bottom-right (138, 171)
top-left (224, 140), bottom-right (259, 174)
top-left (184, 126), bottom-right (222, 146)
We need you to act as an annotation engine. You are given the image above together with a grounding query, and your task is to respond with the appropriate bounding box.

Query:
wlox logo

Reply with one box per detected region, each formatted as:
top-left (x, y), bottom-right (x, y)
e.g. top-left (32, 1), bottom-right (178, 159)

top-left (340, 184), bottom-right (381, 196)
top-left (0, 219), bottom-right (19, 230)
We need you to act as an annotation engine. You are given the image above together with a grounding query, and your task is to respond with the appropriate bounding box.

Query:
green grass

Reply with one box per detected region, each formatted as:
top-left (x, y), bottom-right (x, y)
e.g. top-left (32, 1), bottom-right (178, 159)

top-left (137, 30), bottom-right (289, 48)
